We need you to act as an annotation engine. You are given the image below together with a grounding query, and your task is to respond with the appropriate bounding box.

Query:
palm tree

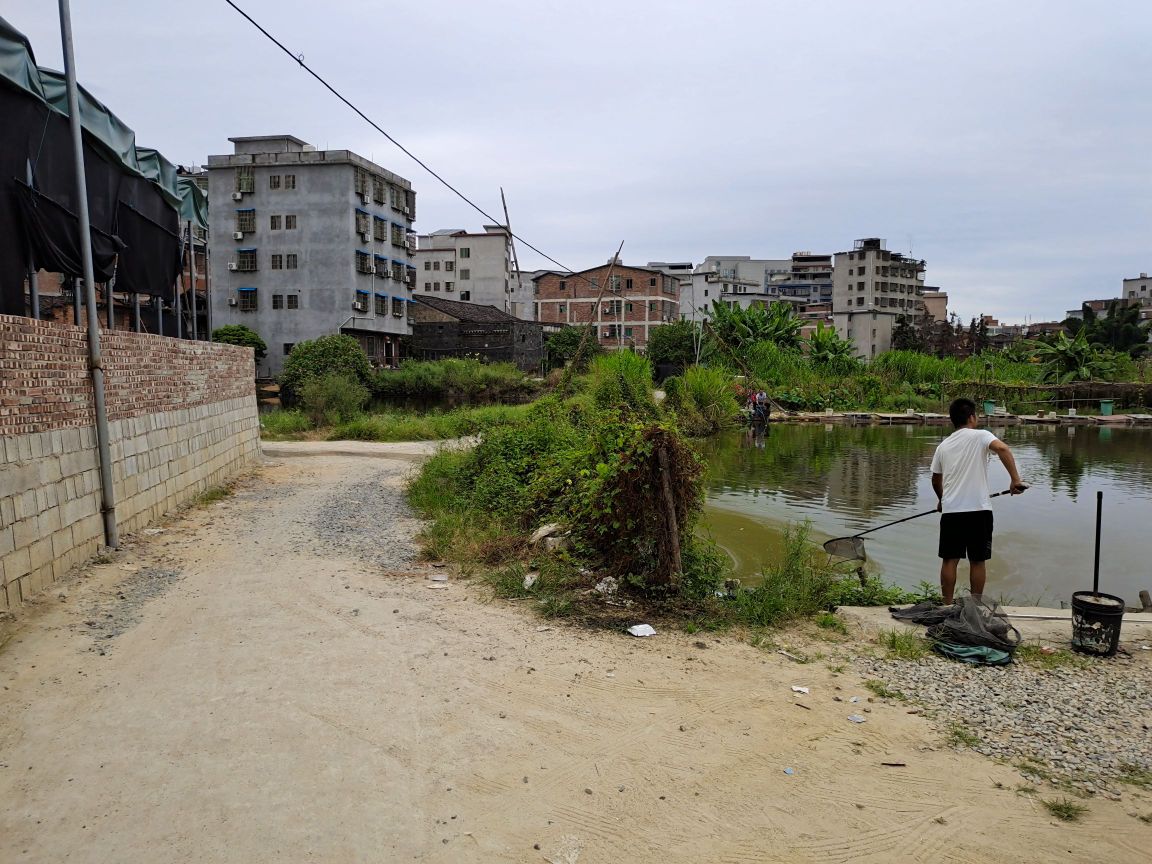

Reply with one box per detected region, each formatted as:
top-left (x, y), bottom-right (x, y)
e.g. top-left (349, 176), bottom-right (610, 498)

top-left (806, 322), bottom-right (858, 369)
top-left (1030, 331), bottom-right (1115, 384)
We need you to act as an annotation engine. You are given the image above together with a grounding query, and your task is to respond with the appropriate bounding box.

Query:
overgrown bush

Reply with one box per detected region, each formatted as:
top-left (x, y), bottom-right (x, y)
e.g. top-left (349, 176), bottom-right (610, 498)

top-left (587, 352), bottom-right (657, 416)
top-left (280, 335), bottom-right (370, 402)
top-left (299, 374), bottom-right (369, 426)
top-left (677, 365), bottom-right (740, 434)
top-left (371, 358), bottom-right (538, 400)
top-left (260, 408), bottom-right (312, 439)
top-left (211, 324), bottom-right (267, 359)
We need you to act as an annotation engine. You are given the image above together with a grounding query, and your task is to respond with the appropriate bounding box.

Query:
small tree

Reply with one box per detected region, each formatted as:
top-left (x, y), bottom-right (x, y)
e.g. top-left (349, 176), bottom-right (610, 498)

top-left (891, 315), bottom-right (923, 351)
top-left (212, 324), bottom-right (266, 359)
top-left (280, 334), bottom-right (371, 401)
top-left (546, 325), bottom-right (602, 370)
top-left (645, 320), bottom-right (698, 369)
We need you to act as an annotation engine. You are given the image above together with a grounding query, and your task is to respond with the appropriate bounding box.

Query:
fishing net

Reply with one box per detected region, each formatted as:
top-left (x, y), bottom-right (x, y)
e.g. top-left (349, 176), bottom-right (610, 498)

top-left (824, 536), bottom-right (866, 561)
top-left (889, 596), bottom-right (1021, 654)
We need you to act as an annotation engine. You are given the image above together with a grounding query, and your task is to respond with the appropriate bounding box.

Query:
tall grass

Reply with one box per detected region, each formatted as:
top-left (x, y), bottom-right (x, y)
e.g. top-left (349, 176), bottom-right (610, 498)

top-left (371, 358), bottom-right (539, 399)
top-left (260, 409), bottom-right (313, 440)
top-left (588, 351), bottom-right (657, 415)
top-left (328, 404), bottom-right (530, 442)
top-left (728, 524), bottom-right (840, 626)
top-left (677, 365), bottom-right (741, 434)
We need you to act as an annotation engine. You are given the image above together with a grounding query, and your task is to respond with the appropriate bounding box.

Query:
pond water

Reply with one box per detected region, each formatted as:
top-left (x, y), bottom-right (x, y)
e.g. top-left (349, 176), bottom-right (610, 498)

top-left (699, 423), bottom-right (1152, 608)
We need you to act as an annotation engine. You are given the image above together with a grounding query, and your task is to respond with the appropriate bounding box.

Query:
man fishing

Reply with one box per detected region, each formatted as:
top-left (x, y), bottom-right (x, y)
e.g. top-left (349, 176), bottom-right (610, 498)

top-left (931, 398), bottom-right (1028, 604)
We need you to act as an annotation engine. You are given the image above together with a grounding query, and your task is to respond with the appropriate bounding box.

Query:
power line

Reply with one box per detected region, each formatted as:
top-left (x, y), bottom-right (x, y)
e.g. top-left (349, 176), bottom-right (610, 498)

top-left (222, 0), bottom-right (590, 283)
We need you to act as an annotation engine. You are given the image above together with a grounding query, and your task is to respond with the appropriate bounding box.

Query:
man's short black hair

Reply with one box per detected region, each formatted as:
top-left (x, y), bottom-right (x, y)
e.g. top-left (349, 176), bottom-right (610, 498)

top-left (949, 398), bottom-right (978, 428)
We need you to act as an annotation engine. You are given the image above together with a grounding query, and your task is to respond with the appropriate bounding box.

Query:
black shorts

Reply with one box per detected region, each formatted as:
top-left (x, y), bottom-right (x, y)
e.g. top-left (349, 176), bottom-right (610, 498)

top-left (939, 511), bottom-right (993, 562)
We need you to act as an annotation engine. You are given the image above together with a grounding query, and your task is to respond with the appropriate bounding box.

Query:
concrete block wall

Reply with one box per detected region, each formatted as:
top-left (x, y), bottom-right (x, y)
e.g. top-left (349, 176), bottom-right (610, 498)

top-left (1, 315), bottom-right (259, 610)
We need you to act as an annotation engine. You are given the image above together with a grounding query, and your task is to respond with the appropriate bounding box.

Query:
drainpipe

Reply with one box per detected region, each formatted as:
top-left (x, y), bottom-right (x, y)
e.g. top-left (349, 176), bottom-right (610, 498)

top-left (59, 0), bottom-right (118, 548)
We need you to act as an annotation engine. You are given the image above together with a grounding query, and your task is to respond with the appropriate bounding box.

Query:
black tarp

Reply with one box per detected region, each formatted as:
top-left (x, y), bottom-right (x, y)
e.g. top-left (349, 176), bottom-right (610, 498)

top-left (115, 174), bottom-right (180, 300)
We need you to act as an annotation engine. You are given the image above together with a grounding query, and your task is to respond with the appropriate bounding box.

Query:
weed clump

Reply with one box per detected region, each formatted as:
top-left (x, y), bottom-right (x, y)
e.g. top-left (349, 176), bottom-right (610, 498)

top-left (1042, 797), bottom-right (1088, 822)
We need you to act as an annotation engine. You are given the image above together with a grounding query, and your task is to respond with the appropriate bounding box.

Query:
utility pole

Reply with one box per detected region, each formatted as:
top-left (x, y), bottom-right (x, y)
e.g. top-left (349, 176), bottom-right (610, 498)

top-left (187, 220), bottom-right (198, 339)
top-left (58, 0), bottom-right (118, 548)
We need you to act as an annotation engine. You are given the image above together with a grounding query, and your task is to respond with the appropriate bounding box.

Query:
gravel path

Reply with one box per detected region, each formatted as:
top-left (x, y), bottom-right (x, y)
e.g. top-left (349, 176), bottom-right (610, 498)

top-left (858, 651), bottom-right (1152, 799)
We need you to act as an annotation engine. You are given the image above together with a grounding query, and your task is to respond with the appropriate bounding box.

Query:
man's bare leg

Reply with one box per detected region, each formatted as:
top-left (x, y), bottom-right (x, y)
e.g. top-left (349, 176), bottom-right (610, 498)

top-left (940, 558), bottom-right (960, 604)
top-left (969, 560), bottom-right (987, 598)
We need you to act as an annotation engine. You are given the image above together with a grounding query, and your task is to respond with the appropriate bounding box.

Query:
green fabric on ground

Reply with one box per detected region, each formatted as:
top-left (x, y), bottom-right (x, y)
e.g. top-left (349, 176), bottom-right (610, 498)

top-left (932, 641), bottom-right (1013, 666)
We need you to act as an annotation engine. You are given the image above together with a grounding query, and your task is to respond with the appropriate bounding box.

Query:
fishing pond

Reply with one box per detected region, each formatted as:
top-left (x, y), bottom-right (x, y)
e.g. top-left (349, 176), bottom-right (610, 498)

top-left (699, 423), bottom-right (1152, 608)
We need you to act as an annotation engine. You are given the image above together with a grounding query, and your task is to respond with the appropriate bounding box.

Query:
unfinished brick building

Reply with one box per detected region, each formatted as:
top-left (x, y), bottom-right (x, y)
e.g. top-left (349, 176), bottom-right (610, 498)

top-left (533, 262), bottom-right (681, 351)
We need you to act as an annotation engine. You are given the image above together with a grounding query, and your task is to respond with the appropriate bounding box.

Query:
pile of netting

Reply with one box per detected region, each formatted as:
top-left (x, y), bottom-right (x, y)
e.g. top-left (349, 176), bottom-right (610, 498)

top-left (890, 596), bottom-right (1021, 665)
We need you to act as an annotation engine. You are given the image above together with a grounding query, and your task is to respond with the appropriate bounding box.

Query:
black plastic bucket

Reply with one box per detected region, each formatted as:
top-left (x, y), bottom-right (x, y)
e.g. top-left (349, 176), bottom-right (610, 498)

top-left (1070, 591), bottom-right (1125, 657)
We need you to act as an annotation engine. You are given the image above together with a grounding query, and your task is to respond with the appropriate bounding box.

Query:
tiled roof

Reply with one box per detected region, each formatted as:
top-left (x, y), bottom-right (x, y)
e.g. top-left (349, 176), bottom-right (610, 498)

top-left (413, 294), bottom-right (519, 323)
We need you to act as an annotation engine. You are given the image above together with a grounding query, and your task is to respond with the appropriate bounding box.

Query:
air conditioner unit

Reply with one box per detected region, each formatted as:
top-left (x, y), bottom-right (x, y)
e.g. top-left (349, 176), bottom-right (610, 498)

top-left (227, 262), bottom-right (239, 271)
top-left (228, 298), bottom-right (238, 306)
top-left (403, 206), bottom-right (411, 215)
top-left (353, 302), bottom-right (366, 312)
top-left (233, 231), bottom-right (245, 241)
top-left (231, 192), bottom-right (243, 201)
top-left (360, 231), bottom-right (371, 242)
top-left (367, 265), bottom-right (376, 275)
top-left (359, 191), bottom-right (369, 203)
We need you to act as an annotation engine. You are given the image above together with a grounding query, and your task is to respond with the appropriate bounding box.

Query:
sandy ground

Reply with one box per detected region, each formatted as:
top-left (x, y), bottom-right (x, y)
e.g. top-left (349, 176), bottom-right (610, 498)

top-left (2, 447), bottom-right (1150, 863)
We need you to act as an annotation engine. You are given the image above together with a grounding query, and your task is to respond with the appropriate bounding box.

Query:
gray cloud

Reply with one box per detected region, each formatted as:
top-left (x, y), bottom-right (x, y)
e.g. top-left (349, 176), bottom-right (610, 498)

top-left (9, 0), bottom-right (1151, 322)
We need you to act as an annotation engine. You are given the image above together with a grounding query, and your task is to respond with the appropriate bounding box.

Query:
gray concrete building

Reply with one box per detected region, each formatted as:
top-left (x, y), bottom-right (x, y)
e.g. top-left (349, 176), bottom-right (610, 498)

top-left (672, 256), bottom-right (791, 322)
top-left (207, 135), bottom-right (417, 377)
top-left (414, 226), bottom-right (535, 320)
top-left (832, 237), bottom-right (927, 358)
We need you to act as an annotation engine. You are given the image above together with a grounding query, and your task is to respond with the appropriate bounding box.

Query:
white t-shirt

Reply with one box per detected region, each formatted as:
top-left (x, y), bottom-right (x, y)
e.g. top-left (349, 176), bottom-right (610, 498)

top-left (929, 428), bottom-right (998, 514)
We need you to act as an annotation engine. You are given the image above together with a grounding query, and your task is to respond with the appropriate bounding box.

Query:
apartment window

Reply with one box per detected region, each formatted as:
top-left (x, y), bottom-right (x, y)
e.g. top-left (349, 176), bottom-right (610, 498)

top-left (625, 302), bottom-right (633, 313)
top-left (610, 275), bottom-right (621, 291)
top-left (237, 289), bottom-right (257, 311)
top-left (375, 294), bottom-right (387, 315)
top-left (558, 280), bottom-right (567, 290)
top-left (604, 300), bottom-right (622, 315)
top-left (355, 250), bottom-right (373, 274)
top-left (424, 261), bottom-right (432, 271)
top-left (391, 223), bottom-right (405, 246)
top-left (234, 209), bottom-right (256, 234)
top-left (355, 210), bottom-right (371, 236)
top-left (285, 214), bottom-right (297, 230)
top-left (374, 217), bottom-right (388, 242)
top-left (648, 301), bottom-right (657, 312)
top-left (269, 175), bottom-right (281, 190)
top-left (460, 291), bottom-right (470, 301)
top-left (445, 281), bottom-right (454, 292)
top-left (625, 278), bottom-right (633, 290)
top-left (354, 167), bottom-right (370, 198)
top-left (433, 260), bottom-right (441, 271)
top-left (433, 282), bottom-right (441, 292)
top-left (424, 282), bottom-right (432, 290)
top-left (355, 290), bottom-right (370, 311)
top-left (858, 266), bottom-right (866, 276)
top-left (855, 296), bottom-right (864, 307)
top-left (283, 343), bottom-right (294, 356)
top-left (460, 269), bottom-right (471, 280)
top-left (392, 297), bottom-right (404, 317)
top-left (392, 261), bottom-right (405, 281)
top-left (624, 327), bottom-right (633, 338)
top-left (284, 174), bottom-right (295, 190)
top-left (374, 256), bottom-right (388, 278)
top-left (271, 254), bottom-right (283, 270)
top-left (857, 282), bottom-right (865, 291)
top-left (270, 214), bottom-right (282, 231)
top-left (272, 294), bottom-right (284, 309)
top-left (372, 175), bottom-right (386, 204)
top-left (235, 166), bottom-right (254, 194)
top-left (287, 295), bottom-right (299, 310)
top-left (286, 254), bottom-right (298, 270)
top-left (459, 247), bottom-right (471, 259)
top-left (559, 303), bottom-right (566, 314)
top-left (445, 260), bottom-right (454, 272)
top-left (237, 249), bottom-right (257, 272)
top-left (390, 185), bottom-right (404, 210)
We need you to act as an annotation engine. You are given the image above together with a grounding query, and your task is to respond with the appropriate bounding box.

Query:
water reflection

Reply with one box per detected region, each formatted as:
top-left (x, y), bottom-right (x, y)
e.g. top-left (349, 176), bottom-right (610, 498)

top-left (700, 424), bottom-right (1152, 607)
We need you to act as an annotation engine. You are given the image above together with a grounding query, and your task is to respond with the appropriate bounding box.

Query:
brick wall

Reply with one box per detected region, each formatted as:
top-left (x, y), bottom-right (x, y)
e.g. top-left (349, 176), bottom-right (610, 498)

top-left (1, 315), bottom-right (259, 609)
top-left (535, 265), bottom-right (681, 349)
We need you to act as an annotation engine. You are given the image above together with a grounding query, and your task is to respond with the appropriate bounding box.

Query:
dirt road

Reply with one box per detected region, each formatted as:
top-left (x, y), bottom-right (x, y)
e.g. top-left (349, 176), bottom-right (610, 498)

top-left (1, 448), bottom-right (1148, 863)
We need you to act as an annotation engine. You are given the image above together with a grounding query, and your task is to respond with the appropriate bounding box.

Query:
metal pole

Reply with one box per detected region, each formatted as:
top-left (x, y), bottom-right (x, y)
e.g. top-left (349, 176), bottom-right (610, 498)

top-left (58, 0), bottom-right (118, 548)
top-left (73, 277), bottom-right (81, 324)
top-left (132, 292), bottom-right (141, 332)
top-left (175, 278), bottom-right (183, 339)
top-left (187, 220), bottom-right (198, 340)
top-left (1093, 490), bottom-right (1103, 595)
top-left (106, 272), bottom-right (115, 330)
top-left (26, 162), bottom-right (39, 319)
top-left (156, 295), bottom-right (163, 336)
top-left (204, 228), bottom-right (212, 337)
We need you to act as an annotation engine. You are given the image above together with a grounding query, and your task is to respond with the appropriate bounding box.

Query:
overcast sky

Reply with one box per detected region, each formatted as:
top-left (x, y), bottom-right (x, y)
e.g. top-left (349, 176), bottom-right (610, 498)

top-left (9, 0), bottom-right (1151, 322)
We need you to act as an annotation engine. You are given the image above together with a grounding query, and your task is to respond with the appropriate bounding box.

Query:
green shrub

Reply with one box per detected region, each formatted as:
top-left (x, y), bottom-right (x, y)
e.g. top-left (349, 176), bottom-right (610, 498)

top-left (588, 352), bottom-right (657, 416)
top-left (370, 358), bottom-right (537, 400)
top-left (646, 320), bottom-right (698, 369)
top-left (259, 409), bottom-right (312, 439)
top-left (280, 335), bottom-right (371, 402)
top-left (211, 324), bottom-right (267, 359)
top-left (328, 404), bottom-right (529, 442)
top-left (679, 365), bottom-right (740, 434)
top-left (546, 325), bottom-right (603, 370)
top-left (299, 373), bottom-right (369, 426)
top-left (729, 524), bottom-right (840, 626)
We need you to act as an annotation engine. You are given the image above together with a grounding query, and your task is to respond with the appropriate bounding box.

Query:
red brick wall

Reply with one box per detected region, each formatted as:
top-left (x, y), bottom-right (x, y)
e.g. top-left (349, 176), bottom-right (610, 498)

top-left (0, 314), bottom-right (254, 437)
top-left (535, 265), bottom-right (680, 348)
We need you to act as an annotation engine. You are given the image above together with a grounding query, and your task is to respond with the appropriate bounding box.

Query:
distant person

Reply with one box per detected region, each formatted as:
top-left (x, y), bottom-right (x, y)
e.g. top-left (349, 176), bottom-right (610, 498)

top-left (930, 398), bottom-right (1028, 604)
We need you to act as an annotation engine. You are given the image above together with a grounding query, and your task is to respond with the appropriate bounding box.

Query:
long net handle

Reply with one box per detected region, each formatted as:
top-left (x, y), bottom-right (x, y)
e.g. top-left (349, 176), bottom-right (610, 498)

top-left (853, 489), bottom-right (1013, 540)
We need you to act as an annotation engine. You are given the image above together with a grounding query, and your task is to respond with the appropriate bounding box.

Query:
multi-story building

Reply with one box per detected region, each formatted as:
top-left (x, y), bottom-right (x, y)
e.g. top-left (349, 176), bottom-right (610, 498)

top-left (920, 289), bottom-right (948, 323)
top-left (772, 252), bottom-right (835, 306)
top-left (1120, 273), bottom-right (1152, 321)
top-left (673, 256), bottom-right (791, 322)
top-left (414, 226), bottom-right (535, 320)
top-left (534, 260), bottom-right (680, 350)
top-left (207, 135), bottom-right (417, 377)
top-left (832, 238), bottom-right (926, 358)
